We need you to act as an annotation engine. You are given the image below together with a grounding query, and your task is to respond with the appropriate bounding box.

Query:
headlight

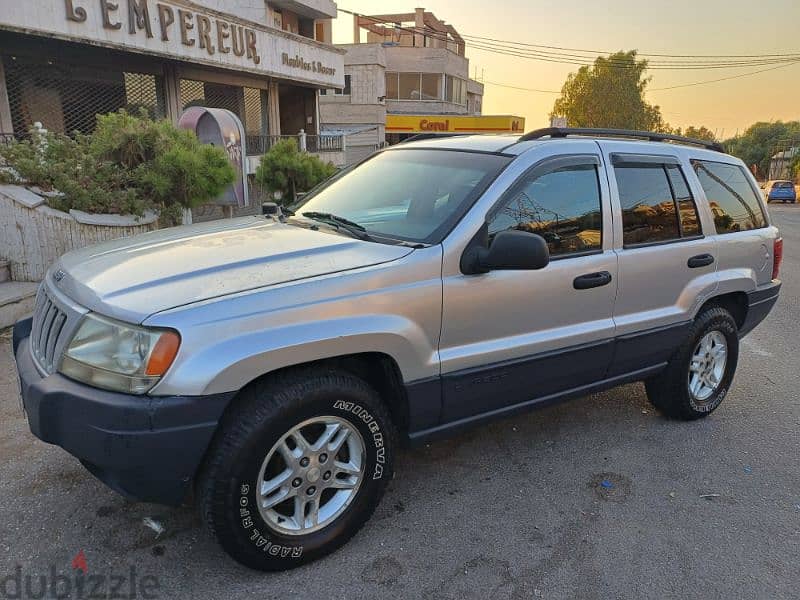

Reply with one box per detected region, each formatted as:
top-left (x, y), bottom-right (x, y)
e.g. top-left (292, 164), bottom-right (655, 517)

top-left (60, 313), bottom-right (181, 394)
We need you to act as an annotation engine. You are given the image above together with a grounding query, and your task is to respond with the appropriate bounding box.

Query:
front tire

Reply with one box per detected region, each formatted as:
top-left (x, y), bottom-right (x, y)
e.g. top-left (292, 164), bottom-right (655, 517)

top-left (645, 307), bottom-right (739, 420)
top-left (198, 368), bottom-right (396, 571)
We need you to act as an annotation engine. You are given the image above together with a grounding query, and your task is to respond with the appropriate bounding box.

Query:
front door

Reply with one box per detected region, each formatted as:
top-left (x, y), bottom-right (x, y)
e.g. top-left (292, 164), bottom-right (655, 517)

top-left (438, 151), bottom-right (618, 423)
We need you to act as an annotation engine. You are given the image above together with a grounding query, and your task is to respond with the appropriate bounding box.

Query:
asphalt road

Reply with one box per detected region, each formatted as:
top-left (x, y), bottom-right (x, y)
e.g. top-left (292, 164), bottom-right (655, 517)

top-left (1, 205), bottom-right (799, 600)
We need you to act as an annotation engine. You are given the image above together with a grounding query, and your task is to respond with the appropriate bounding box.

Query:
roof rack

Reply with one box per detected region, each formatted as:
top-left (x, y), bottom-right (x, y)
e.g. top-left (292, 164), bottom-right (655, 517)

top-left (518, 127), bottom-right (725, 153)
top-left (400, 132), bottom-right (471, 144)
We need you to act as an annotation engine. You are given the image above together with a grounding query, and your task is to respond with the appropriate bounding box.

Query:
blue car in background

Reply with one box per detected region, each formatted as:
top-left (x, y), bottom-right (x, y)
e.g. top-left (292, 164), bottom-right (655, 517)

top-left (764, 180), bottom-right (797, 203)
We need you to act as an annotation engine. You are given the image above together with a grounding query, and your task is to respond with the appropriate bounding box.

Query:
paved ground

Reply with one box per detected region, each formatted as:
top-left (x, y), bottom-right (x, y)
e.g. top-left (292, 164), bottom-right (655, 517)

top-left (1, 205), bottom-right (799, 600)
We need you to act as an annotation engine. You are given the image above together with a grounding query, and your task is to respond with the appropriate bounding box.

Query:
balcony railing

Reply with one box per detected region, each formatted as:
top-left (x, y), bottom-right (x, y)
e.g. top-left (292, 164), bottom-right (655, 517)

top-left (245, 132), bottom-right (345, 156)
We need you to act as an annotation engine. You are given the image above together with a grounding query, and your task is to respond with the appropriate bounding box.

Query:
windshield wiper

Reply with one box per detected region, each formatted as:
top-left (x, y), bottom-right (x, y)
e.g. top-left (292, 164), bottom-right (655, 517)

top-left (300, 212), bottom-right (375, 242)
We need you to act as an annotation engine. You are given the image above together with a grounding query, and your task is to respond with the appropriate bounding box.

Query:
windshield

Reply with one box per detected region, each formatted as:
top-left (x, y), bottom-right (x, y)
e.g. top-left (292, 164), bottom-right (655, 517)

top-left (295, 149), bottom-right (511, 244)
top-left (775, 181), bottom-right (794, 189)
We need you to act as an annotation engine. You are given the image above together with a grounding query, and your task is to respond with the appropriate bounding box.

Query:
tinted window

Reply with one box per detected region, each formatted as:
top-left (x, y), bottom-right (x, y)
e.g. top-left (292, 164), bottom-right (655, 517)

top-left (693, 161), bottom-right (767, 233)
top-left (775, 181), bottom-right (794, 189)
top-left (489, 164), bottom-right (603, 257)
top-left (615, 164), bottom-right (681, 245)
top-left (666, 165), bottom-right (701, 236)
top-left (297, 150), bottom-right (511, 244)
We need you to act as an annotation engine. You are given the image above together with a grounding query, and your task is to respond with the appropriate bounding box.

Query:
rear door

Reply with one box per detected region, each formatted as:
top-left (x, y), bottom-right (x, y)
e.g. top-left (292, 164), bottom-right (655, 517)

top-left (601, 143), bottom-right (719, 377)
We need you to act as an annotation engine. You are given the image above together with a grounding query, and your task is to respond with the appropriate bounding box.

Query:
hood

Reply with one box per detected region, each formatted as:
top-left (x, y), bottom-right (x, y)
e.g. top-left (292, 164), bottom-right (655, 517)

top-left (55, 217), bottom-right (413, 323)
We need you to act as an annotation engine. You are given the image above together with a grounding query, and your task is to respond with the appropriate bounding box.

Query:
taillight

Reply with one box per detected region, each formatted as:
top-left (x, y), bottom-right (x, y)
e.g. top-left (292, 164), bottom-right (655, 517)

top-left (772, 238), bottom-right (783, 281)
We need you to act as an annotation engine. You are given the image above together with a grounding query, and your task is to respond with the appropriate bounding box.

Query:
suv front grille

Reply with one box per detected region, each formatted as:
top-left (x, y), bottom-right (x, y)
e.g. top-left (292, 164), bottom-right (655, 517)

top-left (29, 282), bottom-right (82, 374)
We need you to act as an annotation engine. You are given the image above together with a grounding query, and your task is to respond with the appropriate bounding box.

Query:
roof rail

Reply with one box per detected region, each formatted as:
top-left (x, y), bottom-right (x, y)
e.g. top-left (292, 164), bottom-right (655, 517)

top-left (400, 132), bottom-right (471, 144)
top-left (518, 127), bottom-right (725, 153)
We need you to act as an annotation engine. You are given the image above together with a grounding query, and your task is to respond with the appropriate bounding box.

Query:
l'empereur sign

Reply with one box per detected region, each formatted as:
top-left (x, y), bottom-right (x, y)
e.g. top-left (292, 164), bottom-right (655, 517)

top-left (0, 0), bottom-right (343, 87)
top-left (65, 0), bottom-right (264, 64)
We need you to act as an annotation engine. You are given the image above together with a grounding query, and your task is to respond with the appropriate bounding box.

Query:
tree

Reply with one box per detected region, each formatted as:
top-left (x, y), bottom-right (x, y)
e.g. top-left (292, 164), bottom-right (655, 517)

top-left (551, 51), bottom-right (667, 132)
top-left (254, 138), bottom-right (337, 205)
top-left (674, 126), bottom-right (717, 142)
top-left (724, 121), bottom-right (800, 179)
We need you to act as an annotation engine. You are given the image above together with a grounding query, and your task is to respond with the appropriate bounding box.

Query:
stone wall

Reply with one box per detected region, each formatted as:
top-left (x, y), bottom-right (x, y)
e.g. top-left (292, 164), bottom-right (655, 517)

top-left (0, 185), bottom-right (157, 282)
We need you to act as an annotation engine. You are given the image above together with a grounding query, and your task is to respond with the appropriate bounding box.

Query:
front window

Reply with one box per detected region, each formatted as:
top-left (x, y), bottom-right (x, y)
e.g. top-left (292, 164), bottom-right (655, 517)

top-left (489, 163), bottom-right (603, 257)
top-left (295, 150), bottom-right (511, 244)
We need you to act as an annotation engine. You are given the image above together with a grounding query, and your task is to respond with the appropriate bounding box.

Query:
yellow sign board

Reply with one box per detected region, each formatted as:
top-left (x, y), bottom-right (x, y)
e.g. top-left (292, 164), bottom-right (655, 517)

top-left (386, 114), bottom-right (526, 134)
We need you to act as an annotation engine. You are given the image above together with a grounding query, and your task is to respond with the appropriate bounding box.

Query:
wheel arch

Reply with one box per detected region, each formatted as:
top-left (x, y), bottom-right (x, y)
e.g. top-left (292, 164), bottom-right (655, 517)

top-left (698, 291), bottom-right (748, 330)
top-left (224, 352), bottom-right (411, 436)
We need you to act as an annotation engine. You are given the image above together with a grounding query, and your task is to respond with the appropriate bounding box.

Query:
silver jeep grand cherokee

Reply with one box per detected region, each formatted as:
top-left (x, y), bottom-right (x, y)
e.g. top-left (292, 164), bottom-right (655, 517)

top-left (13, 128), bottom-right (782, 571)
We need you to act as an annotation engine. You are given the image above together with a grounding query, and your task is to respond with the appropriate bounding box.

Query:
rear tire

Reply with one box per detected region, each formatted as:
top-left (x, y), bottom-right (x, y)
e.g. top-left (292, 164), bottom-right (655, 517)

top-left (198, 368), bottom-right (396, 571)
top-left (645, 307), bottom-right (739, 420)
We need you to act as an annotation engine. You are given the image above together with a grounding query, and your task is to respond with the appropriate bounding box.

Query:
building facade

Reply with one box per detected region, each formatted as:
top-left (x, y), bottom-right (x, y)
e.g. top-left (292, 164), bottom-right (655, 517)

top-left (0, 0), bottom-right (344, 157)
top-left (320, 8), bottom-right (523, 150)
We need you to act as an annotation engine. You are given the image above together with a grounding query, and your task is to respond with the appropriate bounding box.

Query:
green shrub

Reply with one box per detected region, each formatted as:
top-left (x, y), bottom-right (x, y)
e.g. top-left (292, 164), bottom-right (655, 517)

top-left (254, 138), bottom-right (337, 205)
top-left (0, 111), bottom-right (236, 223)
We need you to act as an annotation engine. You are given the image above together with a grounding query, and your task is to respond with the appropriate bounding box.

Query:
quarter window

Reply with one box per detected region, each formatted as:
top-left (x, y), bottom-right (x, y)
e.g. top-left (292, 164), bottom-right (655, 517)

top-left (692, 161), bottom-right (767, 234)
top-left (615, 162), bottom-right (702, 246)
top-left (489, 164), bottom-right (603, 257)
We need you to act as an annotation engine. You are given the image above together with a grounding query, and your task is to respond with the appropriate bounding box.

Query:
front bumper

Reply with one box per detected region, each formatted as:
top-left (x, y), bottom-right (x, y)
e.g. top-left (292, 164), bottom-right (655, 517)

top-left (740, 281), bottom-right (781, 337)
top-left (12, 318), bottom-right (235, 506)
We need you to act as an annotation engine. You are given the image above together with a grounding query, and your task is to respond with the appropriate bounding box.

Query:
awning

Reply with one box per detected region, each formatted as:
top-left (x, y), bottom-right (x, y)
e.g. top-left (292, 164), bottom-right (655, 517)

top-left (386, 114), bottom-right (525, 134)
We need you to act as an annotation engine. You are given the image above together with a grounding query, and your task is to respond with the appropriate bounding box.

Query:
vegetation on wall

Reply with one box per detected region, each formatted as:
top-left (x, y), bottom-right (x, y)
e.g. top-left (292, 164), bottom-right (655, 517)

top-left (0, 111), bottom-right (236, 223)
top-left (254, 138), bottom-right (338, 205)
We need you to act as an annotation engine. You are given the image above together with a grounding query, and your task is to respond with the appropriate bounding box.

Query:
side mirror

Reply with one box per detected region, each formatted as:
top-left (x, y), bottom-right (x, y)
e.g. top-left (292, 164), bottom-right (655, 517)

top-left (462, 229), bottom-right (550, 274)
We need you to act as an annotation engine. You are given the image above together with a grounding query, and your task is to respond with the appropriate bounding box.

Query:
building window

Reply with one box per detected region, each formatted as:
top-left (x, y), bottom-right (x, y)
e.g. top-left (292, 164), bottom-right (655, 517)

top-left (398, 73), bottom-right (421, 100)
top-left (320, 75), bottom-right (351, 97)
top-left (339, 75), bottom-right (351, 95)
top-left (385, 72), bottom-right (399, 100)
top-left (3, 57), bottom-right (165, 137)
top-left (692, 160), bottom-right (767, 234)
top-left (445, 75), bottom-right (467, 105)
top-left (386, 72), bottom-right (448, 101)
top-left (421, 74), bottom-right (442, 101)
top-left (489, 164), bottom-right (603, 257)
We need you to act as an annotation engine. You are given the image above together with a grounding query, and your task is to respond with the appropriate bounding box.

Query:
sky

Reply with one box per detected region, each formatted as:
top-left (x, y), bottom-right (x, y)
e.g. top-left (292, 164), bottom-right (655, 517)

top-left (331, 0), bottom-right (800, 138)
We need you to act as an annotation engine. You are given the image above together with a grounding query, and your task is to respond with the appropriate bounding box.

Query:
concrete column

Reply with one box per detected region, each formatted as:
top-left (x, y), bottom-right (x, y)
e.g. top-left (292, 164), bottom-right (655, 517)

top-left (353, 14), bottom-right (360, 44)
top-left (162, 64), bottom-right (182, 124)
top-left (414, 8), bottom-right (425, 48)
top-left (0, 60), bottom-right (14, 134)
top-left (267, 80), bottom-right (281, 136)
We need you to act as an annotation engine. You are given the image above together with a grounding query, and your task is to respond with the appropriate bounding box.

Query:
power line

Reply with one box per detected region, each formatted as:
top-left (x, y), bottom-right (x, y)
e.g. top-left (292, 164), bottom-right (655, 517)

top-left (338, 7), bottom-right (800, 70)
top-left (483, 81), bottom-right (560, 94)
top-left (459, 33), bottom-right (800, 60)
top-left (650, 61), bottom-right (800, 91)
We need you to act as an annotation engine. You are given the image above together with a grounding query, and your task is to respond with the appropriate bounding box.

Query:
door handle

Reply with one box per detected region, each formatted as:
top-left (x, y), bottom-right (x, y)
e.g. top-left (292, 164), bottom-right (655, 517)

top-left (687, 254), bottom-right (715, 269)
top-left (573, 271), bottom-right (613, 290)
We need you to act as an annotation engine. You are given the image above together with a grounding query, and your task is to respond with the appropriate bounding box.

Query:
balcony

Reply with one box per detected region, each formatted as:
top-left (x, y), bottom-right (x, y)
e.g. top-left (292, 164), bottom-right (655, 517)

top-left (269, 0), bottom-right (337, 20)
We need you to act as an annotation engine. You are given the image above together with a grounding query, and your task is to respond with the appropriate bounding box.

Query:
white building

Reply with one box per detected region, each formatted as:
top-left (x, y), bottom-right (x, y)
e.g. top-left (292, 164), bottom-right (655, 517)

top-left (321, 8), bottom-right (522, 153)
top-left (0, 1), bottom-right (344, 160)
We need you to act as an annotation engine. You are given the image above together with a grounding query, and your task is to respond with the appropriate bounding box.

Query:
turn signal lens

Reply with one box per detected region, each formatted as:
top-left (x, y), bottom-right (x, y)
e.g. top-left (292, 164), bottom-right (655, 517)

top-left (145, 331), bottom-right (182, 376)
top-left (773, 238), bottom-right (783, 281)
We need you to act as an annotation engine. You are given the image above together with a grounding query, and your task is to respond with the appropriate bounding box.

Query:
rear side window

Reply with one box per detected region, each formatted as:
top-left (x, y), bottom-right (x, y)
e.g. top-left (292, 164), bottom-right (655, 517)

top-left (692, 161), bottom-right (767, 234)
top-left (614, 162), bottom-right (702, 246)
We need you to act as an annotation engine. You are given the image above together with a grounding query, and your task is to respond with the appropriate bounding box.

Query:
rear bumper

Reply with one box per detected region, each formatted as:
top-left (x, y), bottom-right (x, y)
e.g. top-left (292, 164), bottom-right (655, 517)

top-left (13, 318), bottom-right (235, 505)
top-left (740, 281), bottom-right (781, 337)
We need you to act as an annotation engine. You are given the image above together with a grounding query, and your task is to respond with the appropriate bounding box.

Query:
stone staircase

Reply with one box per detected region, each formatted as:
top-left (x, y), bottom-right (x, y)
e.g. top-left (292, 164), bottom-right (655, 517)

top-left (0, 259), bottom-right (38, 330)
